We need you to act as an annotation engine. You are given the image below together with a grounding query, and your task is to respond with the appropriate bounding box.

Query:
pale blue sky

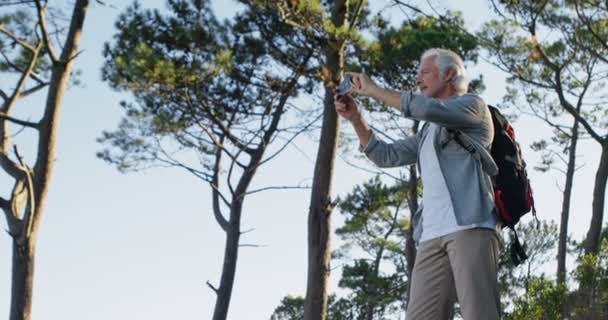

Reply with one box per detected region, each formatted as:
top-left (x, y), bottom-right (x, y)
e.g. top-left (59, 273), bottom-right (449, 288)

top-left (0, 1), bottom-right (602, 319)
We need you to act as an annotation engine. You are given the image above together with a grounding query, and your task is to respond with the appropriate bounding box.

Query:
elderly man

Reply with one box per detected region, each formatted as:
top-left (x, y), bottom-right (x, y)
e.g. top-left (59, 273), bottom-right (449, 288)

top-left (335, 48), bottom-right (501, 320)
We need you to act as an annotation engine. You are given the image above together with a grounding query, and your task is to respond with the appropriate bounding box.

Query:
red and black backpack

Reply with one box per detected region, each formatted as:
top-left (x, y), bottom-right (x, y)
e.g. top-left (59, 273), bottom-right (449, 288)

top-left (488, 105), bottom-right (537, 265)
top-left (452, 105), bottom-right (537, 266)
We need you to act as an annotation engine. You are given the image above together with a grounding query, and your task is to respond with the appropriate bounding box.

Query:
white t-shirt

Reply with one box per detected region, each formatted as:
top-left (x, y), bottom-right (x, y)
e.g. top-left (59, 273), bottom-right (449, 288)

top-left (419, 123), bottom-right (497, 242)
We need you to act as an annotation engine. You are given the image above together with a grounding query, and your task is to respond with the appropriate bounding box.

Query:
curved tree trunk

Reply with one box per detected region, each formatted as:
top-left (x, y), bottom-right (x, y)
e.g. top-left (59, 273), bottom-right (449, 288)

top-left (211, 67), bottom-right (307, 319)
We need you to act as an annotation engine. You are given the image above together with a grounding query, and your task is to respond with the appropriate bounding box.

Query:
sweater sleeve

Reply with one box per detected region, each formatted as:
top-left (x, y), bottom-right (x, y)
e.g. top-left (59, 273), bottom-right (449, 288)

top-left (360, 129), bottom-right (421, 168)
top-left (401, 92), bottom-right (487, 130)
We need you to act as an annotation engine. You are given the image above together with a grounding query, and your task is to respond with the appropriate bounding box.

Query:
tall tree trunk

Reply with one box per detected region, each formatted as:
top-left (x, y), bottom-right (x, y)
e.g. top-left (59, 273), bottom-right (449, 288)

top-left (10, 242), bottom-right (35, 320)
top-left (363, 248), bottom-right (385, 320)
top-left (212, 152), bottom-right (262, 320)
top-left (557, 118), bottom-right (580, 285)
top-left (578, 144), bottom-right (608, 313)
top-left (584, 144), bottom-right (608, 255)
top-left (303, 1), bottom-right (348, 319)
top-left (210, 61), bottom-right (306, 320)
top-left (404, 121), bottom-right (420, 309)
top-left (9, 2), bottom-right (89, 319)
top-left (212, 222), bottom-right (241, 320)
top-left (211, 163), bottom-right (257, 320)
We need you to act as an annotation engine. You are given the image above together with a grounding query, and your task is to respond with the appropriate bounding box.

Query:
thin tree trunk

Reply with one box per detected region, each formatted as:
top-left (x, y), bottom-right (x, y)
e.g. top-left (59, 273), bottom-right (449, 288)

top-left (212, 222), bottom-right (241, 320)
top-left (584, 144), bottom-right (608, 255)
top-left (211, 154), bottom-right (260, 320)
top-left (211, 160), bottom-right (259, 320)
top-left (557, 118), bottom-right (580, 285)
top-left (210, 45), bottom-right (310, 320)
top-left (578, 144), bottom-right (608, 313)
top-left (303, 1), bottom-right (348, 319)
top-left (10, 242), bottom-right (35, 320)
top-left (363, 248), bottom-right (385, 320)
top-left (404, 121), bottom-right (420, 309)
top-left (9, 2), bottom-right (89, 319)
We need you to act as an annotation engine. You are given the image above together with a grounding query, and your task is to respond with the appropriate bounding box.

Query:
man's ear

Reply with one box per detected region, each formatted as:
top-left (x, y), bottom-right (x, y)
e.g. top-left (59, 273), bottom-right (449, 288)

top-left (444, 68), bottom-right (455, 82)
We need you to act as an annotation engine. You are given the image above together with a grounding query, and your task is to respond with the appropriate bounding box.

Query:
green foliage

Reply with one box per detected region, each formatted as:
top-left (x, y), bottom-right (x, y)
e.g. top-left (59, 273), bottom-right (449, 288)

top-left (498, 220), bottom-right (559, 311)
top-left (506, 276), bottom-right (569, 320)
top-left (572, 239), bottom-right (608, 318)
top-left (270, 296), bottom-right (305, 320)
top-left (99, 0), bottom-right (316, 173)
top-left (499, 226), bottom-right (608, 319)
top-left (330, 176), bottom-right (409, 319)
top-left (0, 10), bottom-right (52, 79)
top-left (359, 14), bottom-right (478, 93)
top-left (478, 0), bottom-right (607, 138)
top-left (335, 176), bottom-right (408, 255)
top-left (269, 294), bottom-right (356, 320)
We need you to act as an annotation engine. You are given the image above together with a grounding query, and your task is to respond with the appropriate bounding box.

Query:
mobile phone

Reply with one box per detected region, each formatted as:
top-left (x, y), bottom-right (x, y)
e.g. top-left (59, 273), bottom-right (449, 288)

top-left (337, 75), bottom-right (352, 97)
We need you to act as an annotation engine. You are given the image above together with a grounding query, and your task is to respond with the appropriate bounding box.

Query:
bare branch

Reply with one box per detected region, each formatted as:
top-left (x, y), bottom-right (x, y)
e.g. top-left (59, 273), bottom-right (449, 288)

top-left (211, 135), bottom-right (229, 231)
top-left (0, 194), bottom-right (20, 238)
top-left (1, 42), bottom-right (42, 113)
top-left (0, 152), bottom-right (23, 179)
top-left (0, 50), bottom-right (47, 85)
top-left (0, 196), bottom-right (8, 210)
top-left (556, 179), bottom-right (564, 192)
top-left (520, 107), bottom-right (570, 138)
top-left (0, 24), bottom-right (37, 52)
top-left (241, 185), bottom-right (311, 198)
top-left (19, 82), bottom-right (50, 98)
top-left (239, 244), bottom-right (267, 248)
top-left (339, 154), bottom-right (406, 183)
top-left (240, 227), bottom-right (256, 235)
top-left (258, 111), bottom-right (323, 167)
top-left (390, 0), bottom-right (429, 16)
top-left (192, 119), bottom-right (247, 170)
top-left (34, 0), bottom-right (59, 63)
top-left (285, 136), bottom-right (315, 164)
top-left (206, 281), bottom-right (219, 294)
top-left (0, 1), bottom-right (36, 5)
top-left (0, 113), bottom-right (39, 128)
top-left (0, 89), bottom-right (8, 101)
top-left (184, 90), bottom-right (256, 156)
top-left (479, 55), bottom-right (553, 90)
top-left (95, 0), bottom-right (117, 8)
top-left (347, 0), bottom-right (366, 32)
top-left (369, 124), bottom-right (399, 143)
top-left (226, 145), bottom-right (246, 197)
top-left (13, 145), bottom-right (35, 244)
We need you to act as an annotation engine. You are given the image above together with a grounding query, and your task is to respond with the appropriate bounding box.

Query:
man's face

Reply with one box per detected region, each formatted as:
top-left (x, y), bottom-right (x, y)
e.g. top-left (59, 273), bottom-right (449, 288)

top-left (416, 56), bottom-right (450, 98)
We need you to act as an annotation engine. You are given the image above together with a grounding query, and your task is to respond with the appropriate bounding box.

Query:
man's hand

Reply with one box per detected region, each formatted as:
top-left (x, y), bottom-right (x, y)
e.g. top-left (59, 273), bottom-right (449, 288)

top-left (345, 71), bottom-right (403, 112)
top-left (345, 72), bottom-right (378, 97)
top-left (334, 93), bottom-right (360, 122)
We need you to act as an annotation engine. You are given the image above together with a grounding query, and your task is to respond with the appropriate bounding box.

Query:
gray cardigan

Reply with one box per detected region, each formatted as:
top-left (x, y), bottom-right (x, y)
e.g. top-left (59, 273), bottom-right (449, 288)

top-left (361, 92), bottom-right (498, 242)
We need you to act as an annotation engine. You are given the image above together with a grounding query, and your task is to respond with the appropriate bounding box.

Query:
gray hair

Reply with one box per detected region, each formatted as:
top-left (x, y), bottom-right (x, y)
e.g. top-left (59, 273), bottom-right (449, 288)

top-left (421, 48), bottom-right (469, 95)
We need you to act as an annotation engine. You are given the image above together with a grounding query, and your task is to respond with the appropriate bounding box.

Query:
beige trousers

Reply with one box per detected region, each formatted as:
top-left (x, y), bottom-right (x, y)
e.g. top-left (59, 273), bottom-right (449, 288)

top-left (406, 228), bottom-right (502, 320)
